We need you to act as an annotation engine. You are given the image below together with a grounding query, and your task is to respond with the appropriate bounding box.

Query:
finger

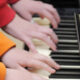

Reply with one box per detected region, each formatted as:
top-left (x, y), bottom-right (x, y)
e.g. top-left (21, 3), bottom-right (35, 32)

top-left (21, 12), bottom-right (32, 21)
top-left (46, 57), bottom-right (61, 70)
top-left (33, 54), bottom-right (60, 70)
top-left (31, 32), bottom-right (57, 51)
top-left (31, 4), bottom-right (58, 28)
top-left (39, 27), bottom-right (58, 43)
top-left (40, 55), bottom-right (60, 70)
top-left (39, 10), bottom-right (58, 29)
top-left (44, 4), bottom-right (60, 23)
top-left (33, 73), bottom-right (48, 80)
top-left (27, 59), bottom-right (56, 73)
top-left (23, 37), bottom-right (38, 53)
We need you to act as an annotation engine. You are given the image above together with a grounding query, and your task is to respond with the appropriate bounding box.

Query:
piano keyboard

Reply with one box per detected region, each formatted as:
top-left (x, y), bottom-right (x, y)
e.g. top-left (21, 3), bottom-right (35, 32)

top-left (24, 13), bottom-right (80, 80)
top-left (49, 14), bottom-right (80, 79)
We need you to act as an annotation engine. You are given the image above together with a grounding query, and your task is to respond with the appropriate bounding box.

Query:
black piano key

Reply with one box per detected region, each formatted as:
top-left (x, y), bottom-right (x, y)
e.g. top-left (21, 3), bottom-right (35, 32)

top-left (53, 59), bottom-right (80, 65)
top-left (51, 55), bottom-right (80, 60)
top-left (58, 42), bottom-right (78, 46)
top-left (54, 28), bottom-right (76, 32)
top-left (58, 35), bottom-right (77, 37)
top-left (58, 42), bottom-right (78, 45)
top-left (57, 46), bottom-right (78, 50)
top-left (58, 36), bottom-right (77, 40)
top-left (57, 44), bottom-right (78, 50)
top-left (57, 43), bottom-right (79, 50)
top-left (60, 15), bottom-right (75, 20)
top-left (50, 51), bottom-right (79, 56)
top-left (50, 69), bottom-right (80, 79)
top-left (59, 23), bottom-right (75, 27)
top-left (50, 74), bottom-right (80, 79)
top-left (61, 20), bottom-right (75, 23)
top-left (55, 31), bottom-right (77, 35)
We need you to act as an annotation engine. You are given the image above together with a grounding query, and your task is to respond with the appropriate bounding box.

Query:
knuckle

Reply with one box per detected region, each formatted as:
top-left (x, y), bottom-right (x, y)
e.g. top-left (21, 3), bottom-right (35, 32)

top-left (53, 8), bottom-right (57, 12)
top-left (49, 15), bottom-right (54, 21)
top-left (41, 35), bottom-right (47, 39)
top-left (49, 5), bottom-right (53, 8)
top-left (37, 1), bottom-right (43, 5)
top-left (28, 60), bottom-right (34, 66)
top-left (41, 9), bottom-right (45, 13)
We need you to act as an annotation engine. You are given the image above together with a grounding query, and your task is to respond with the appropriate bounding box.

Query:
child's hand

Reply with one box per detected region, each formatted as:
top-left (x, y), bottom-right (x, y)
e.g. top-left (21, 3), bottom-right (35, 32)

top-left (6, 67), bottom-right (48, 80)
top-left (12, 0), bottom-right (60, 28)
top-left (2, 48), bottom-right (60, 74)
top-left (3, 15), bottom-right (58, 52)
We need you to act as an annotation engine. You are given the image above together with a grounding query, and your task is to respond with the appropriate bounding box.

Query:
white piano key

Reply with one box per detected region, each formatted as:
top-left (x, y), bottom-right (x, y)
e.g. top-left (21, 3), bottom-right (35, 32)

top-left (59, 23), bottom-right (75, 26)
top-left (59, 40), bottom-right (78, 43)
top-left (55, 50), bottom-right (79, 53)
top-left (36, 48), bottom-right (51, 56)
top-left (61, 65), bottom-right (80, 69)
top-left (32, 18), bottom-right (50, 26)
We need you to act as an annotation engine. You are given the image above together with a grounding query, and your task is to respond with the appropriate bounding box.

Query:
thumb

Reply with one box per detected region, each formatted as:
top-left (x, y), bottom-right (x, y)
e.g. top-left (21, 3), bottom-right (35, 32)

top-left (24, 37), bottom-right (38, 53)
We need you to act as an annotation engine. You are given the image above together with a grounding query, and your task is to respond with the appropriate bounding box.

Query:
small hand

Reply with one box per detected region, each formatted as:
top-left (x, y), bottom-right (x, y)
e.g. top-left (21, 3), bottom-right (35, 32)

top-left (2, 48), bottom-right (60, 74)
top-left (12, 0), bottom-right (60, 28)
top-left (4, 15), bottom-right (58, 52)
top-left (6, 67), bottom-right (49, 80)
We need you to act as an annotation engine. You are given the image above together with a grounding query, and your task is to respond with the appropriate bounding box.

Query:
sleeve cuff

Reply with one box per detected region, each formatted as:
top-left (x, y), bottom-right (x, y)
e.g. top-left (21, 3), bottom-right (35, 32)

top-left (0, 32), bottom-right (16, 57)
top-left (0, 62), bottom-right (6, 80)
top-left (0, 5), bottom-right (16, 28)
top-left (7, 0), bottom-right (19, 4)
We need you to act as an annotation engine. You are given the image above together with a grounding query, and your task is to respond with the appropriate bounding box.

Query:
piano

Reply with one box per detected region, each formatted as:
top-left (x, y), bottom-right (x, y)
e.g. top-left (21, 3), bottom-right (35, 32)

top-left (24, 0), bottom-right (80, 80)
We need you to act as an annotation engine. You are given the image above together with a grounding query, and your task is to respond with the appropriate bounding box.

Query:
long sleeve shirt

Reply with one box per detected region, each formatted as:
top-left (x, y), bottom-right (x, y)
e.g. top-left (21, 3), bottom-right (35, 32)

top-left (0, 0), bottom-right (19, 28)
top-left (0, 0), bottom-right (18, 80)
top-left (0, 32), bottom-right (16, 80)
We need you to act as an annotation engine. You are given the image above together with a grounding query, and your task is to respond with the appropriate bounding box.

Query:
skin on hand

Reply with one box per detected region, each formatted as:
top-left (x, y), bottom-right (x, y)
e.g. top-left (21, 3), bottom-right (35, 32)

top-left (12, 0), bottom-right (60, 28)
top-left (6, 67), bottom-right (49, 80)
top-left (2, 48), bottom-right (60, 74)
top-left (3, 15), bottom-right (58, 53)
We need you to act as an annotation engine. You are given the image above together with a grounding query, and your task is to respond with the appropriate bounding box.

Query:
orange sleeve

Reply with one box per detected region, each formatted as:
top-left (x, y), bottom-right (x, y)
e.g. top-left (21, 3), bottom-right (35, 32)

top-left (0, 32), bottom-right (16, 57)
top-left (0, 62), bottom-right (6, 80)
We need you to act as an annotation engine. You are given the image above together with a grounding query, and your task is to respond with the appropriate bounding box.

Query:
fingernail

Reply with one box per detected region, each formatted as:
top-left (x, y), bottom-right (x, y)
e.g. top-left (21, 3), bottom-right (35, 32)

top-left (53, 46), bottom-right (57, 51)
top-left (55, 37), bottom-right (59, 44)
top-left (52, 23), bottom-right (58, 29)
top-left (56, 64), bottom-right (61, 70)
top-left (51, 69), bottom-right (56, 74)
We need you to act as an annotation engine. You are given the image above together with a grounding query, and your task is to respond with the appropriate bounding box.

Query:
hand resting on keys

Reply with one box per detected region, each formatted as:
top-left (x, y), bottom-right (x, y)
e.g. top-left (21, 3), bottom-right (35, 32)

top-left (3, 15), bottom-right (58, 53)
top-left (2, 48), bottom-right (60, 74)
top-left (6, 67), bottom-right (50, 80)
top-left (11, 0), bottom-right (60, 28)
